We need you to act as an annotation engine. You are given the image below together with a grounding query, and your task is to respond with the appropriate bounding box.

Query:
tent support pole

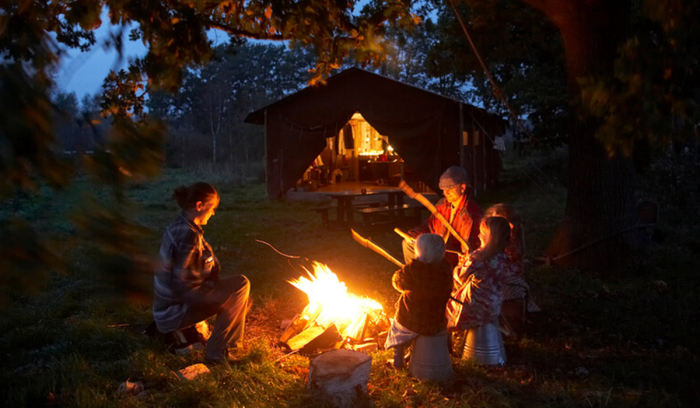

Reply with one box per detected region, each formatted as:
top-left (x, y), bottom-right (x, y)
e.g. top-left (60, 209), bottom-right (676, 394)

top-left (264, 109), bottom-right (270, 197)
top-left (459, 103), bottom-right (466, 170)
top-left (472, 128), bottom-right (477, 198)
top-left (482, 118), bottom-right (487, 192)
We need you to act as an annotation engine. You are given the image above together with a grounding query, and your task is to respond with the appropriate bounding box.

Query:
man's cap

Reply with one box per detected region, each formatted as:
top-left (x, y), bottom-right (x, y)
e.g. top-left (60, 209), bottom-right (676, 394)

top-left (438, 166), bottom-right (468, 190)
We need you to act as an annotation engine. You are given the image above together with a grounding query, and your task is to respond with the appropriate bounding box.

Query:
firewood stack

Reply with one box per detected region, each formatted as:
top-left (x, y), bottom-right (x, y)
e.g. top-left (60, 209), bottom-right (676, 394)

top-left (280, 303), bottom-right (390, 356)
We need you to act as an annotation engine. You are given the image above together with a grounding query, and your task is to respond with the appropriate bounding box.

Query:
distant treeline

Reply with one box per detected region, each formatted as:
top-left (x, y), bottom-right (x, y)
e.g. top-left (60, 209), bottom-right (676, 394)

top-left (51, 42), bottom-right (317, 171)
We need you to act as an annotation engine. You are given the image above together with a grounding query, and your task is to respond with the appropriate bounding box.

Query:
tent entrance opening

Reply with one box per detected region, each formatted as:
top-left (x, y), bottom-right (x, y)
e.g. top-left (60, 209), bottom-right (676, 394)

top-left (300, 112), bottom-right (412, 189)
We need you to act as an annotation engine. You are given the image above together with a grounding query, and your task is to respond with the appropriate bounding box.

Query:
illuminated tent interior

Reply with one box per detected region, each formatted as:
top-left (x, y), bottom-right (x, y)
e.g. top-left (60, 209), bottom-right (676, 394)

top-left (306, 112), bottom-right (407, 189)
top-left (245, 68), bottom-right (506, 198)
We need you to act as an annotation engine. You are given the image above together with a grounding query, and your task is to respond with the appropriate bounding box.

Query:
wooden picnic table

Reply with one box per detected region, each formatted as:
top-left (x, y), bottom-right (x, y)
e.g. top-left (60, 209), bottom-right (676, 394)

top-left (323, 189), bottom-right (405, 224)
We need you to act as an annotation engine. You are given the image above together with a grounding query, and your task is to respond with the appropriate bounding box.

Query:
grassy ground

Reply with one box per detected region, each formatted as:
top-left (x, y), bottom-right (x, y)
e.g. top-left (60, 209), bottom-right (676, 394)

top-left (1, 153), bottom-right (698, 407)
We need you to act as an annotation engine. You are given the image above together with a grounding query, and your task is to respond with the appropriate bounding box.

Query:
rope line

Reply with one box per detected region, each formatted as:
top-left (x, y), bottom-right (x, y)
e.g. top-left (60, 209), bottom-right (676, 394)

top-left (447, 0), bottom-right (537, 143)
top-left (448, 1), bottom-right (563, 207)
top-left (532, 223), bottom-right (656, 265)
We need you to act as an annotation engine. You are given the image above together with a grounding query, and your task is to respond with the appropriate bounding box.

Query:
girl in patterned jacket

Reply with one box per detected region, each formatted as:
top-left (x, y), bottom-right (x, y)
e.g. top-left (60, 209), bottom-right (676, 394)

top-left (482, 204), bottom-right (540, 318)
top-left (447, 217), bottom-right (519, 330)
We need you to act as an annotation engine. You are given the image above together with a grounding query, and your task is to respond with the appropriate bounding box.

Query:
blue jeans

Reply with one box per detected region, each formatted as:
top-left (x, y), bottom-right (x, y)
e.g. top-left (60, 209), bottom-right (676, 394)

top-left (179, 275), bottom-right (251, 360)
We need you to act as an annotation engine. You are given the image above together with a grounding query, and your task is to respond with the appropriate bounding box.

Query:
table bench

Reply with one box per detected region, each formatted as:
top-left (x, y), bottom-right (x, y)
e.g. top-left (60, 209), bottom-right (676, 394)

top-left (311, 202), bottom-right (381, 227)
top-left (324, 189), bottom-right (404, 224)
top-left (356, 202), bottom-right (425, 226)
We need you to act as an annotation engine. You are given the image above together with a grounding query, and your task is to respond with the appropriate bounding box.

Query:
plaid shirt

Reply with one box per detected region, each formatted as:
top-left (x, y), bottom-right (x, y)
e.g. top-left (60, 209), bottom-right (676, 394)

top-left (392, 259), bottom-right (453, 335)
top-left (153, 212), bottom-right (220, 333)
top-left (409, 195), bottom-right (482, 254)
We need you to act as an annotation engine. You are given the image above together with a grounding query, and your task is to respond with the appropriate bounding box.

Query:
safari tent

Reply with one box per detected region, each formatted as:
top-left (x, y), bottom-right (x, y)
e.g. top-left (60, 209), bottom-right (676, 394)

top-left (244, 68), bottom-right (506, 198)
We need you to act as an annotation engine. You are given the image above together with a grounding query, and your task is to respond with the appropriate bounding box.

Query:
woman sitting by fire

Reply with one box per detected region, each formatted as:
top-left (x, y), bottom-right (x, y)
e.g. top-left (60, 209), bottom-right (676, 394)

top-left (385, 234), bottom-right (453, 369)
top-left (152, 182), bottom-right (251, 365)
top-left (447, 216), bottom-right (519, 331)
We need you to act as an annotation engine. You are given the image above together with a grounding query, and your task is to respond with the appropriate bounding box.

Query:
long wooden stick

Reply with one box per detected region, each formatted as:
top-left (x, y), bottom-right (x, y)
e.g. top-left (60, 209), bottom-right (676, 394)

top-left (398, 180), bottom-right (470, 252)
top-left (351, 229), bottom-right (405, 267)
top-left (393, 228), bottom-right (415, 243)
top-left (394, 228), bottom-right (463, 256)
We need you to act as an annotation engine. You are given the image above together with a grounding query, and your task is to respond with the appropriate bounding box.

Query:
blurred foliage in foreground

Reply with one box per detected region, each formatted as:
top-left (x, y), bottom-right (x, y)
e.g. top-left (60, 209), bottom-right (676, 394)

top-left (0, 0), bottom-right (424, 302)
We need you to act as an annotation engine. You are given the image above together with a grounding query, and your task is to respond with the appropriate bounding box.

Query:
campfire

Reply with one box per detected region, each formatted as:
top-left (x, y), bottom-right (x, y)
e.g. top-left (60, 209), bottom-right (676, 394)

top-left (280, 262), bottom-right (389, 355)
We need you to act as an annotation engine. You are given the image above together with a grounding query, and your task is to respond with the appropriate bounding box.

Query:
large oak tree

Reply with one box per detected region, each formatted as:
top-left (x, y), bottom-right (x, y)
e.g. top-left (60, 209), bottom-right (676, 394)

top-left (512, 0), bottom-right (697, 269)
top-left (430, 0), bottom-right (699, 270)
top-left (526, 0), bottom-right (640, 269)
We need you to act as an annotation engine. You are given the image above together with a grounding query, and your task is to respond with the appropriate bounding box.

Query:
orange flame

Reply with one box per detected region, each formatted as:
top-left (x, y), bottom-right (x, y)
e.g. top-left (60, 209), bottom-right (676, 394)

top-left (288, 262), bottom-right (383, 339)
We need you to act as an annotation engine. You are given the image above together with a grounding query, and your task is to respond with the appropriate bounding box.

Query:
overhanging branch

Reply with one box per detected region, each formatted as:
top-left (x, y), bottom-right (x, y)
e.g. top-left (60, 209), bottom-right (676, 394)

top-left (207, 21), bottom-right (286, 40)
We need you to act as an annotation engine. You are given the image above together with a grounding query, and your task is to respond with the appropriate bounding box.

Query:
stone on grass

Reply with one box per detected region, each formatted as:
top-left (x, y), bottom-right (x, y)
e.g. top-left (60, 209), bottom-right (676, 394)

top-left (117, 379), bottom-right (144, 396)
top-left (177, 363), bottom-right (211, 381)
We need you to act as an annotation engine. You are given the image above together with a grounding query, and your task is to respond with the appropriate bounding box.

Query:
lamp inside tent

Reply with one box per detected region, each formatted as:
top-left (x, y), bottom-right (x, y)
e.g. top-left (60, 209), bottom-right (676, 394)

top-left (300, 113), bottom-right (413, 190)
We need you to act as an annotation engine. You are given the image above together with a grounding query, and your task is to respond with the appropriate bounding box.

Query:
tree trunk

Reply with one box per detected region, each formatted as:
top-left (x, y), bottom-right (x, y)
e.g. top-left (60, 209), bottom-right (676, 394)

top-left (528, 0), bottom-right (642, 270)
top-left (228, 109), bottom-right (234, 165)
top-left (207, 90), bottom-right (222, 165)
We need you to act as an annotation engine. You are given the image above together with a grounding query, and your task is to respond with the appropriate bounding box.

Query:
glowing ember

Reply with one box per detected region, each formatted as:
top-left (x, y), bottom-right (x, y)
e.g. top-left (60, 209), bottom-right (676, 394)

top-left (288, 262), bottom-right (383, 339)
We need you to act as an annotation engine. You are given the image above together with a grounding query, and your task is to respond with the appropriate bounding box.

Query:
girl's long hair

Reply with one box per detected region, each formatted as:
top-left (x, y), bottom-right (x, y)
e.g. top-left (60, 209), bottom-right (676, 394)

top-left (484, 203), bottom-right (524, 257)
top-left (473, 216), bottom-right (511, 262)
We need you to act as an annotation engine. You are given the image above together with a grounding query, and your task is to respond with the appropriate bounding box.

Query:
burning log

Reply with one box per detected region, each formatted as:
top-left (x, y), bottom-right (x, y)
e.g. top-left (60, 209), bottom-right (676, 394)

top-left (280, 313), bottom-right (307, 343)
top-left (286, 324), bottom-right (344, 354)
top-left (280, 307), bottom-right (322, 344)
top-left (286, 326), bottom-right (326, 351)
top-left (281, 262), bottom-right (390, 355)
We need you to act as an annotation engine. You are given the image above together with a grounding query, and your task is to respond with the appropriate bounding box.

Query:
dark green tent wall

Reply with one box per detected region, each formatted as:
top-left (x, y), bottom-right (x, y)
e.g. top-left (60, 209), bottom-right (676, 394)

top-left (245, 68), bottom-right (506, 198)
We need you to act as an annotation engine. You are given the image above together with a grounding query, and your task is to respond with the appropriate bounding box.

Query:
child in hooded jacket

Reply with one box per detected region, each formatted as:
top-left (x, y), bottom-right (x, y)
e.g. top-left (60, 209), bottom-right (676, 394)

top-left (385, 233), bottom-right (453, 369)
